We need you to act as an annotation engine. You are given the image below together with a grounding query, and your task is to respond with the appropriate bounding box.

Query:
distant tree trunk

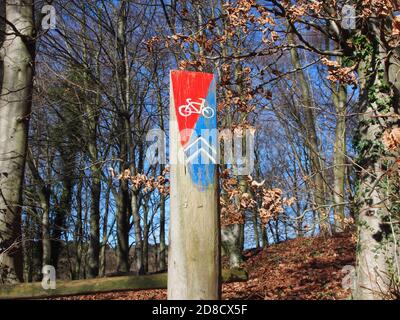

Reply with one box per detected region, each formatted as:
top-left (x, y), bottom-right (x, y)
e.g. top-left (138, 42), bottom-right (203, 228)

top-left (143, 202), bottom-right (149, 274)
top-left (332, 79), bottom-right (347, 233)
top-left (22, 208), bottom-right (32, 283)
top-left (116, 178), bottom-right (130, 273)
top-left (0, 0), bottom-right (35, 284)
top-left (220, 61), bottom-right (247, 267)
top-left (81, 11), bottom-right (101, 278)
top-left (99, 185), bottom-right (110, 277)
top-left (287, 24), bottom-right (329, 235)
top-left (159, 194), bottom-right (166, 271)
top-left (87, 162), bottom-right (101, 278)
top-left (131, 191), bottom-right (144, 275)
top-left (51, 150), bottom-right (73, 270)
top-left (26, 149), bottom-right (51, 266)
top-left (156, 90), bottom-right (167, 272)
top-left (74, 179), bottom-right (83, 279)
top-left (115, 0), bottom-right (141, 275)
top-left (252, 210), bottom-right (260, 249)
top-left (261, 225), bottom-right (268, 248)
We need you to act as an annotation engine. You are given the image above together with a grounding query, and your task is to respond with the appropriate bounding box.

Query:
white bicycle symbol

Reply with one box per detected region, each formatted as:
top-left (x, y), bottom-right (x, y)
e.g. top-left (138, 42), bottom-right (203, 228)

top-left (178, 98), bottom-right (215, 119)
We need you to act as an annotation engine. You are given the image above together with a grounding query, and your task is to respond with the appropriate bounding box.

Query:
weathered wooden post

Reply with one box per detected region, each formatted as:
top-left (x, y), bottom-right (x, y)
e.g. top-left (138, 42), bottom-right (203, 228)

top-left (168, 70), bottom-right (221, 300)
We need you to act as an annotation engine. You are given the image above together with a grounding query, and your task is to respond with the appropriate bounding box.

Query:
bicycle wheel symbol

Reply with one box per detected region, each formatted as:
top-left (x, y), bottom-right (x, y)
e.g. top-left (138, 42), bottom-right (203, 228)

top-left (201, 106), bottom-right (214, 118)
top-left (178, 104), bottom-right (192, 117)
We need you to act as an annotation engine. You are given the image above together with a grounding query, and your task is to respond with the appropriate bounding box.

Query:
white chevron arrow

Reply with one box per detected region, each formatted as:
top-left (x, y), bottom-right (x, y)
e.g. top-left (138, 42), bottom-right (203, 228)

top-left (184, 137), bottom-right (217, 165)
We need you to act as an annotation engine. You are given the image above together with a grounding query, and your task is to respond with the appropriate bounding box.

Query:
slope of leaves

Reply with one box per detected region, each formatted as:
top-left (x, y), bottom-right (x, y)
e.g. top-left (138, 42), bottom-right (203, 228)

top-left (51, 232), bottom-right (355, 300)
top-left (223, 232), bottom-right (355, 300)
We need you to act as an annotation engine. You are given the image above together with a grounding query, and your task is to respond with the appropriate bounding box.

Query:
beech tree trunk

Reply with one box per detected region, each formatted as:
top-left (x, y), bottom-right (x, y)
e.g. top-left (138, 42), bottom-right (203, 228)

top-left (0, 0), bottom-right (35, 284)
top-left (354, 16), bottom-right (400, 299)
top-left (221, 224), bottom-right (243, 268)
top-left (287, 24), bottom-right (329, 235)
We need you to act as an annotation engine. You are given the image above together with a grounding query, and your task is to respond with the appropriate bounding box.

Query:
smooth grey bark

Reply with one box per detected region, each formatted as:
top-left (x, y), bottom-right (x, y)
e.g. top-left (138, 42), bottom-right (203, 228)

top-left (0, 0), bottom-right (35, 284)
top-left (0, 0), bottom-right (5, 90)
top-left (221, 224), bottom-right (243, 268)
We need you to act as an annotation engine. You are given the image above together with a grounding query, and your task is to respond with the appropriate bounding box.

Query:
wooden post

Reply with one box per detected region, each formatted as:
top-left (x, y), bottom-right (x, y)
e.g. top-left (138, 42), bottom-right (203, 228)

top-left (168, 70), bottom-right (221, 300)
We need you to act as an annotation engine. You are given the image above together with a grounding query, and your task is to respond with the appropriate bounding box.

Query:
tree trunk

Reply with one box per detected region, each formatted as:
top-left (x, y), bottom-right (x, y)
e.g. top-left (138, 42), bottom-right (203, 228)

top-left (51, 150), bottom-right (73, 270)
top-left (116, 179), bottom-right (130, 273)
top-left (221, 224), bottom-right (243, 268)
top-left (81, 12), bottom-right (101, 278)
top-left (0, 0), bottom-right (35, 284)
top-left (252, 210), bottom-right (260, 249)
top-left (159, 193), bottom-right (166, 271)
top-left (131, 191), bottom-right (144, 275)
top-left (74, 179), bottom-right (83, 280)
top-left (261, 225), bottom-right (268, 248)
top-left (354, 17), bottom-right (400, 299)
top-left (99, 185), bottom-right (110, 277)
top-left (156, 89), bottom-right (167, 272)
top-left (142, 203), bottom-right (149, 274)
top-left (87, 162), bottom-right (101, 278)
top-left (332, 80), bottom-right (347, 232)
top-left (26, 149), bottom-right (51, 266)
top-left (287, 24), bottom-right (329, 235)
top-left (0, 0), bottom-right (5, 90)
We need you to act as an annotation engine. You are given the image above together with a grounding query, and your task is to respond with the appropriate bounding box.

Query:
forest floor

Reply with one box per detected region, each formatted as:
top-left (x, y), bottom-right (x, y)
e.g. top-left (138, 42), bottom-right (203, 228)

top-left (53, 232), bottom-right (356, 300)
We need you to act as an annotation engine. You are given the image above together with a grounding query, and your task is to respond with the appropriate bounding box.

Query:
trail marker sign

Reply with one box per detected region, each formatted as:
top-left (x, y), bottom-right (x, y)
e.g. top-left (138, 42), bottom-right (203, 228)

top-left (167, 70), bottom-right (221, 300)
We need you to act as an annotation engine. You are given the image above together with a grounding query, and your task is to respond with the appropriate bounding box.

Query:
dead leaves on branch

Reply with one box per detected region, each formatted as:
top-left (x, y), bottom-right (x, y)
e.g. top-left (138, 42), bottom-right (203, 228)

top-left (321, 58), bottom-right (358, 85)
top-left (281, 0), bottom-right (324, 21)
top-left (392, 16), bottom-right (400, 36)
top-left (220, 169), bottom-right (295, 227)
top-left (110, 167), bottom-right (170, 196)
top-left (159, 0), bottom-right (278, 67)
top-left (223, 0), bottom-right (276, 33)
top-left (383, 128), bottom-right (400, 151)
top-left (110, 166), bottom-right (296, 225)
top-left (361, 0), bottom-right (396, 17)
top-left (282, 0), bottom-right (394, 21)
